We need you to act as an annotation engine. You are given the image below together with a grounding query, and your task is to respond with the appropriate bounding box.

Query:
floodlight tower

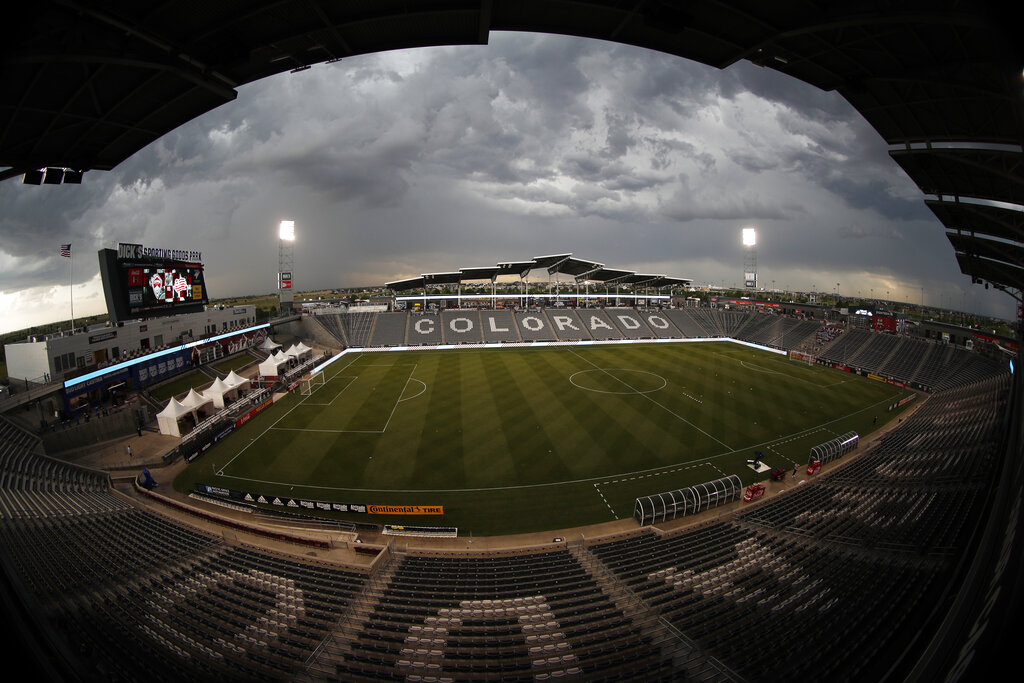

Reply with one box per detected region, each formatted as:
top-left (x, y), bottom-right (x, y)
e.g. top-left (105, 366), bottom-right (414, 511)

top-left (278, 220), bottom-right (295, 313)
top-left (742, 227), bottom-right (757, 301)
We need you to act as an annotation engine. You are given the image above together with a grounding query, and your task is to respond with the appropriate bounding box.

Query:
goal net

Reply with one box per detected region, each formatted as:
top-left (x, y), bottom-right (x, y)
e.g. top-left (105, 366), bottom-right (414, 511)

top-left (300, 372), bottom-right (326, 396)
top-left (788, 350), bottom-right (816, 365)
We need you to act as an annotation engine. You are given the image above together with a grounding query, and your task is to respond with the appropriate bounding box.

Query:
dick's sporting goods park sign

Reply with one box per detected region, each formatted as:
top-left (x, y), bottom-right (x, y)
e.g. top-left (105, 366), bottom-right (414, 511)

top-left (196, 484), bottom-right (443, 515)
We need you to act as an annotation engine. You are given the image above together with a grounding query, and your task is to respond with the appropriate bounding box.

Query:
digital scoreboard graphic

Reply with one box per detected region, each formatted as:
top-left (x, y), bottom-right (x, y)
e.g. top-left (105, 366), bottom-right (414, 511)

top-left (99, 244), bottom-right (209, 323)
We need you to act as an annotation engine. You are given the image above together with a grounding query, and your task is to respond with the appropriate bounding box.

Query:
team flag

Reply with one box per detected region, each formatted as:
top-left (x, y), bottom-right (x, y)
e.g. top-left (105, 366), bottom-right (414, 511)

top-left (60, 243), bottom-right (71, 257)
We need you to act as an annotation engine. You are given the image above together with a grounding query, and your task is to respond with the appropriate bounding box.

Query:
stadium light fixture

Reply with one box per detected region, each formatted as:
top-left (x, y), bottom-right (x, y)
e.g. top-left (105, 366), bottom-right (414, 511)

top-left (279, 220), bottom-right (295, 241)
top-left (742, 227), bottom-right (757, 292)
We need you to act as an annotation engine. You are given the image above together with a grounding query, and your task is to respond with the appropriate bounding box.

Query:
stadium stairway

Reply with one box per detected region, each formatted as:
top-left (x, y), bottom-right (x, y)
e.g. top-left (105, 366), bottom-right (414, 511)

top-left (306, 313), bottom-right (346, 348)
top-left (568, 543), bottom-right (738, 681)
top-left (0, 306), bottom-right (1015, 682)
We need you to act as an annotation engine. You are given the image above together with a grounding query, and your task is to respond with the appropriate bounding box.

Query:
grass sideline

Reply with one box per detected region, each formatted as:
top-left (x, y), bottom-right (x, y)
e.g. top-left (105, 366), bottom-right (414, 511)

top-left (174, 342), bottom-right (916, 535)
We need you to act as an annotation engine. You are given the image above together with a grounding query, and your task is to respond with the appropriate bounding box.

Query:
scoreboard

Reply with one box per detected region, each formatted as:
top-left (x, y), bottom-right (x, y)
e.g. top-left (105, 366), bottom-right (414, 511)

top-left (98, 245), bottom-right (209, 323)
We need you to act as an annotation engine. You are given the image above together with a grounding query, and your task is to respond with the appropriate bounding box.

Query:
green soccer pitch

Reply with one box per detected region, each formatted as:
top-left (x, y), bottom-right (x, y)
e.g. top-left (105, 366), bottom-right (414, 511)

top-left (174, 341), bottom-right (916, 535)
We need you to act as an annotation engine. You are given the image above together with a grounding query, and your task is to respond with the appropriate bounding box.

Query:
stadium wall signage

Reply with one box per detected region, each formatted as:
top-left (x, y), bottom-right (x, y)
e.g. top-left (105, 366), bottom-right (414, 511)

top-left (368, 505), bottom-right (444, 515)
top-left (134, 349), bottom-right (191, 387)
top-left (184, 424), bottom-right (235, 462)
top-left (117, 242), bottom-right (202, 263)
top-left (235, 397), bottom-right (273, 427)
top-left (195, 485), bottom-right (443, 516)
top-left (88, 330), bottom-right (118, 343)
top-left (197, 483), bottom-right (368, 513)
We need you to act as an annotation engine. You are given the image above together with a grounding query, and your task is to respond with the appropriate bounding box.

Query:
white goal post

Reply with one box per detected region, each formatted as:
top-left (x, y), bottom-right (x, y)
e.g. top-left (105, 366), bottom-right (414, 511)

top-left (300, 372), bottom-right (326, 396)
top-left (788, 350), bottom-right (816, 365)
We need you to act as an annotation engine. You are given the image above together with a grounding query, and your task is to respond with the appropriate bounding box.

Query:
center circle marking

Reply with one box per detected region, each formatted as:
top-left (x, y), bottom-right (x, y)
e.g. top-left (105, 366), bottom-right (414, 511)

top-left (569, 369), bottom-right (667, 395)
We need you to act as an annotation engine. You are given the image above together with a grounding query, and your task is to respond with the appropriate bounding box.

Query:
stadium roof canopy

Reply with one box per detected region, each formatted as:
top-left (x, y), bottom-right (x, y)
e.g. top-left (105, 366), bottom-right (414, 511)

top-left (4, 1), bottom-right (1023, 293)
top-left (583, 267), bottom-right (636, 284)
top-left (384, 276), bottom-right (425, 291)
top-left (422, 272), bottom-right (463, 286)
top-left (546, 256), bottom-right (604, 277)
top-left (459, 266), bottom-right (502, 281)
top-left (618, 274), bottom-right (664, 286)
top-left (528, 254), bottom-right (574, 271)
top-left (385, 254), bottom-right (690, 291)
top-left (495, 261), bottom-right (537, 278)
top-left (926, 200), bottom-right (1024, 246)
top-left (644, 276), bottom-right (692, 288)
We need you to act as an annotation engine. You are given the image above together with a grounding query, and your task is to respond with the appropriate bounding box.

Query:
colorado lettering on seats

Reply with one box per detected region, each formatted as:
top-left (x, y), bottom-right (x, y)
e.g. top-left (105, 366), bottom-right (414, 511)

top-left (617, 315), bottom-right (640, 329)
top-left (551, 315), bottom-right (579, 331)
top-left (520, 315), bottom-right (545, 331)
top-left (448, 317), bottom-right (473, 333)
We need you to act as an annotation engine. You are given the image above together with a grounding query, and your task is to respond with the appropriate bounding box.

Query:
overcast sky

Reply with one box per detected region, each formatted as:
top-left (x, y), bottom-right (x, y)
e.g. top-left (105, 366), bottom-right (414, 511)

top-left (0, 32), bottom-right (1016, 335)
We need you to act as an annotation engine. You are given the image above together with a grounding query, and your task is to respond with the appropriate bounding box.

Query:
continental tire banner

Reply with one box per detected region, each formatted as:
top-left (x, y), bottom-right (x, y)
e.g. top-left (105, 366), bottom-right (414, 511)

top-left (368, 505), bottom-right (444, 515)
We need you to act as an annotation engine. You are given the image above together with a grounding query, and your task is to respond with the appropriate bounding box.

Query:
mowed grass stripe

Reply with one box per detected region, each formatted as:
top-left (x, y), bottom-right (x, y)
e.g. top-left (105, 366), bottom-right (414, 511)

top-left (462, 353), bottom-right (518, 487)
top-left (563, 351), bottom-right (705, 472)
top-left (493, 350), bottom-right (575, 484)
top-left (572, 345), bottom-right (733, 455)
top-left (177, 342), bottom-right (918, 534)
top-left (520, 349), bottom-right (634, 480)
top-left (412, 354), bottom-right (467, 488)
top-left (278, 363), bottom-right (412, 432)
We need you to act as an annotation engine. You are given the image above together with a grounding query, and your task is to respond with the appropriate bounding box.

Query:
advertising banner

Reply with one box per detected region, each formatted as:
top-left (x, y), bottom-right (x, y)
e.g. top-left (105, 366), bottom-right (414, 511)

top-left (195, 484), bottom-right (443, 516)
top-left (368, 505), bottom-right (445, 515)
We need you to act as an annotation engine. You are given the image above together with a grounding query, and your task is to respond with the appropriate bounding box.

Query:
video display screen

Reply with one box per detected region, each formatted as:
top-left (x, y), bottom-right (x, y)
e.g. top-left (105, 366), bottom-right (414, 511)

top-left (126, 265), bottom-right (205, 312)
top-left (99, 247), bottom-right (209, 323)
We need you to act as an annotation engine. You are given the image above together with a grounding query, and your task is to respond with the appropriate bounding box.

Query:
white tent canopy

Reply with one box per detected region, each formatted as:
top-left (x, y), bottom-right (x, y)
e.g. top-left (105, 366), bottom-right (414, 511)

top-left (259, 336), bottom-right (282, 351)
top-left (202, 377), bottom-right (235, 408)
top-left (224, 370), bottom-right (250, 390)
top-left (181, 388), bottom-right (214, 418)
top-left (258, 354), bottom-right (288, 379)
top-left (285, 343), bottom-right (313, 361)
top-left (156, 398), bottom-right (191, 437)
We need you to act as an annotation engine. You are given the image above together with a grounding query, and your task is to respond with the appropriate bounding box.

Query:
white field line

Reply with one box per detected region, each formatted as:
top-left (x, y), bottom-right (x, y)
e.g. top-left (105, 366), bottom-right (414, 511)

top-left (217, 349), bottom-right (912, 493)
top-left (568, 348), bottom-right (733, 451)
top-left (303, 375), bottom-right (356, 406)
top-left (592, 483), bottom-right (619, 519)
top-left (379, 364), bottom-right (417, 433)
top-left (217, 352), bottom-right (364, 474)
top-left (271, 363), bottom-right (418, 435)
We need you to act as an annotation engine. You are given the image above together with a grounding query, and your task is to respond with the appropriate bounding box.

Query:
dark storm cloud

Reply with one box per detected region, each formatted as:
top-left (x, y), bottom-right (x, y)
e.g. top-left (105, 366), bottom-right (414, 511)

top-left (0, 32), bottom-right (1016, 331)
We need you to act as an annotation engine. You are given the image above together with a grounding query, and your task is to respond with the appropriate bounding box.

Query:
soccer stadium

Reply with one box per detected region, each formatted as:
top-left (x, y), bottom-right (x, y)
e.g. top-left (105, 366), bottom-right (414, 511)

top-left (1, 3), bottom-right (1022, 683)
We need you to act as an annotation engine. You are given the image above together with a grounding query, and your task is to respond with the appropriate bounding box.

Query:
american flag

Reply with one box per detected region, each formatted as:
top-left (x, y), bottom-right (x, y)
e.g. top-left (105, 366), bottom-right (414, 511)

top-left (60, 243), bottom-right (71, 258)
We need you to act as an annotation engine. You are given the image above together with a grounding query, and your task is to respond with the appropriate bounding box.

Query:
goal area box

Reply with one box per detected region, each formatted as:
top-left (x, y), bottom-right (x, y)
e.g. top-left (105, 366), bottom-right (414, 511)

top-left (300, 372), bottom-right (326, 396)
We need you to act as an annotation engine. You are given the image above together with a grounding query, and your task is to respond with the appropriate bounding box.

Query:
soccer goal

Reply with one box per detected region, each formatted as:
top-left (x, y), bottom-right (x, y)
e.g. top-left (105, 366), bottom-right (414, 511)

top-left (300, 372), bottom-right (326, 396)
top-left (788, 350), bottom-right (816, 365)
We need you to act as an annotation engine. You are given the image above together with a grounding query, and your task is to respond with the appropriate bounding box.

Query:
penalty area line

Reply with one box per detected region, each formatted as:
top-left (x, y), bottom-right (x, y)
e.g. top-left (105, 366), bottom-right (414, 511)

top-left (592, 483), bottom-right (619, 520)
top-left (217, 352), bottom-right (367, 476)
